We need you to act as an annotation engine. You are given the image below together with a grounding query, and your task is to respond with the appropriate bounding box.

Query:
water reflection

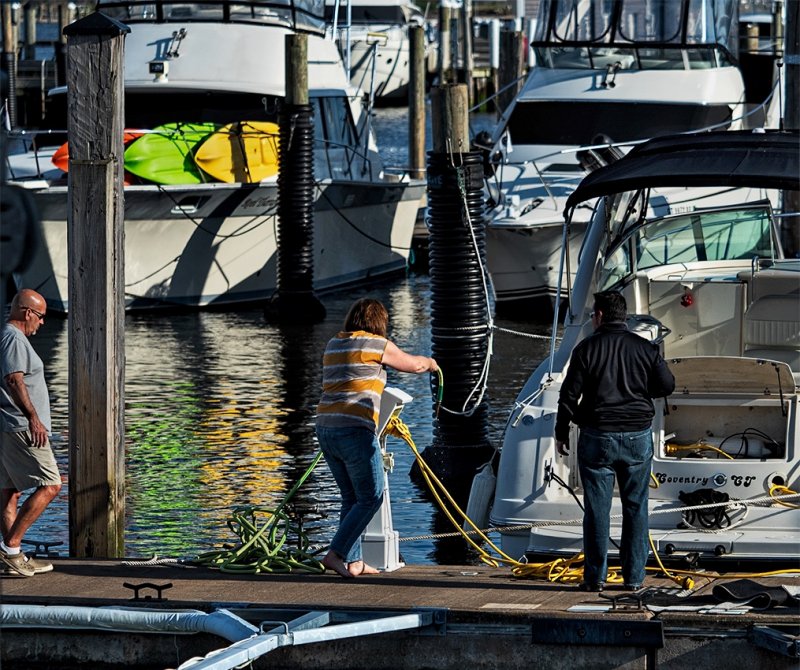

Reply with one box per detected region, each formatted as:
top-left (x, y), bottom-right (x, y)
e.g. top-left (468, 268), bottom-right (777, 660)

top-left (29, 273), bottom-right (548, 565)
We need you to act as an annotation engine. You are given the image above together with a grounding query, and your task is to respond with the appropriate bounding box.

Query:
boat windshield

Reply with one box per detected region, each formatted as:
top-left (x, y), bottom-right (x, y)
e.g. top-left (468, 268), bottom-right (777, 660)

top-left (532, 0), bottom-right (738, 70)
top-left (96, 0), bottom-right (327, 35)
top-left (599, 202), bottom-right (777, 289)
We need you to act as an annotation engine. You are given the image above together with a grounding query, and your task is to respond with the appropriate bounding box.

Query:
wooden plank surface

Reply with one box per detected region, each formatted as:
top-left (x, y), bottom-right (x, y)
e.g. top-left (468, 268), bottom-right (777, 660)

top-left (2, 559), bottom-right (798, 627)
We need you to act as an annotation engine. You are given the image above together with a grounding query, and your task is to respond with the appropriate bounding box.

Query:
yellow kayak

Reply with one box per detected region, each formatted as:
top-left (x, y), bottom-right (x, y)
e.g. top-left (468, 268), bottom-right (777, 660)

top-left (194, 121), bottom-right (280, 183)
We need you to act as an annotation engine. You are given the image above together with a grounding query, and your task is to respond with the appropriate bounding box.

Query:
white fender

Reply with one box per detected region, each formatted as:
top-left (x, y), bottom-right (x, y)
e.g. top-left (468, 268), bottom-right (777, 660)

top-left (463, 462), bottom-right (497, 533)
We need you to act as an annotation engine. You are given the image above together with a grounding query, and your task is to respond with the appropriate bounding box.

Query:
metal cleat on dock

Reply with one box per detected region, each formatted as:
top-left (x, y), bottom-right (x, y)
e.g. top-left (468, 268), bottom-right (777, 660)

top-left (21, 539), bottom-right (64, 558)
top-left (122, 582), bottom-right (173, 602)
top-left (598, 588), bottom-right (661, 612)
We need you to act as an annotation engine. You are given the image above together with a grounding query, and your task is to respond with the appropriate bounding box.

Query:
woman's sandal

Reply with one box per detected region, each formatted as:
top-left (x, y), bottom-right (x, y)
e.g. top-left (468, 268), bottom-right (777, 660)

top-left (348, 560), bottom-right (380, 576)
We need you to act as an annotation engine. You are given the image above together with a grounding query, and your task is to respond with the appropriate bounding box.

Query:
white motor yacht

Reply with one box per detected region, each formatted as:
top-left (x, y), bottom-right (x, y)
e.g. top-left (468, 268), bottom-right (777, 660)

top-left (6, 0), bottom-right (425, 313)
top-left (482, 0), bottom-right (752, 313)
top-left (486, 129), bottom-right (800, 570)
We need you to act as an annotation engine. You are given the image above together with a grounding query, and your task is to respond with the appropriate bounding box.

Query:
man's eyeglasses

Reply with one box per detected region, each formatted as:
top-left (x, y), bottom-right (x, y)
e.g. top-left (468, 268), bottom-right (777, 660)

top-left (24, 306), bottom-right (45, 320)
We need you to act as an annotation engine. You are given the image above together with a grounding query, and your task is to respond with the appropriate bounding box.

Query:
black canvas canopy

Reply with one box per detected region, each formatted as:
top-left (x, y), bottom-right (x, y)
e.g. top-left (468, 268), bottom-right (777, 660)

top-left (565, 130), bottom-right (800, 214)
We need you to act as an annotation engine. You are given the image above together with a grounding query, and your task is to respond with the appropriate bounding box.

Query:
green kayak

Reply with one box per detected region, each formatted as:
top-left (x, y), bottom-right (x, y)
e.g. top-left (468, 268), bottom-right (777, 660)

top-left (124, 122), bottom-right (220, 185)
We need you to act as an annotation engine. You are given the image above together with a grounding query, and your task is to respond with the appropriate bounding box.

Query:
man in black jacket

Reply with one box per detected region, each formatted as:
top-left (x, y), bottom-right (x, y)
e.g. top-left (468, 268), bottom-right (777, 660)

top-left (555, 291), bottom-right (675, 592)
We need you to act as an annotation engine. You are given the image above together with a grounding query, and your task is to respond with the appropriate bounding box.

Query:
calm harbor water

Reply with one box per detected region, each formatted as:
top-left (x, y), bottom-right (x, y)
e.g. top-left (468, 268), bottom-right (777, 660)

top-left (25, 108), bottom-right (555, 566)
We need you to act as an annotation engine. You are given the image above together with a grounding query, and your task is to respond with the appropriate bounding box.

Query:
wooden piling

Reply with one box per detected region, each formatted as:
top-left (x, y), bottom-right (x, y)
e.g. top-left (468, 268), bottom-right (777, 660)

top-left (437, 4), bottom-right (452, 84)
top-left (497, 28), bottom-right (524, 118)
top-left (63, 12), bottom-right (129, 559)
top-left (268, 33), bottom-right (325, 323)
top-left (430, 84), bottom-right (469, 155)
top-left (23, 2), bottom-right (37, 60)
top-left (783, 0), bottom-right (799, 256)
top-left (408, 24), bottom-right (426, 180)
top-left (422, 83), bottom-right (494, 503)
top-left (458, 0), bottom-right (473, 107)
top-left (2, 2), bottom-right (17, 128)
top-left (286, 33), bottom-right (308, 107)
top-left (774, 1), bottom-right (785, 56)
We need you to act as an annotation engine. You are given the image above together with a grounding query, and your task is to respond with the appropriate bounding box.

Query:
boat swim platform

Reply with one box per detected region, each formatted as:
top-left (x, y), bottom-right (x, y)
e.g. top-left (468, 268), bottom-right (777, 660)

top-left (2, 560), bottom-right (798, 670)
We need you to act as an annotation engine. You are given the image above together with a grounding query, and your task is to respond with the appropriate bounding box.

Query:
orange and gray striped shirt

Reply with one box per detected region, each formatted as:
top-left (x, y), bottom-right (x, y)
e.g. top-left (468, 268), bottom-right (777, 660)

top-left (316, 330), bottom-right (388, 433)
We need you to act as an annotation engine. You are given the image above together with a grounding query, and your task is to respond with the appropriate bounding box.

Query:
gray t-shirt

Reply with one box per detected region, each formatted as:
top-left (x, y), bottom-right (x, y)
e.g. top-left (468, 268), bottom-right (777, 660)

top-left (0, 324), bottom-right (52, 433)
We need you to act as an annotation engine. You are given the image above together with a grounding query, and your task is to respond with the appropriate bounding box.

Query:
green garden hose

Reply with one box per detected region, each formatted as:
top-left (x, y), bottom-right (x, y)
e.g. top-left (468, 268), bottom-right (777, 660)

top-left (192, 450), bottom-right (326, 574)
top-left (433, 368), bottom-right (444, 417)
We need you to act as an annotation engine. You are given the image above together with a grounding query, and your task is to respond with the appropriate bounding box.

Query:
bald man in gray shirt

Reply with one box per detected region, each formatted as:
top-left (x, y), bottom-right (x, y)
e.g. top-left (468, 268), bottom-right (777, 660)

top-left (0, 289), bottom-right (61, 577)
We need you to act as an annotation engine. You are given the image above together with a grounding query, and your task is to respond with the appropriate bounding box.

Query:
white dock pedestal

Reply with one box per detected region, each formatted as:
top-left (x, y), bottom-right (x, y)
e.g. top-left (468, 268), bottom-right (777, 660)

top-left (361, 387), bottom-right (413, 572)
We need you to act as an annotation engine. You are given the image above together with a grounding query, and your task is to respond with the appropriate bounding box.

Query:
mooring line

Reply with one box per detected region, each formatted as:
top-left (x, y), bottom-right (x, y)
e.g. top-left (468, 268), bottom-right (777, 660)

top-left (399, 492), bottom-right (800, 542)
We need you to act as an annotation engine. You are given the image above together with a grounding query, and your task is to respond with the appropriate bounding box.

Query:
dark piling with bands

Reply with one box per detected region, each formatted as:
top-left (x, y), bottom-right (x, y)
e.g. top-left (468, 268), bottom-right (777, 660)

top-left (267, 34), bottom-right (325, 323)
top-left (414, 85), bottom-right (493, 511)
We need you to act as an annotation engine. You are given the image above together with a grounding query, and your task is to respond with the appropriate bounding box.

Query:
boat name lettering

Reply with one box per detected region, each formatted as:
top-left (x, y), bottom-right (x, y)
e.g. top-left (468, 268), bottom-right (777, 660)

top-left (243, 197), bottom-right (279, 210)
top-left (654, 473), bottom-right (757, 488)
top-left (654, 473), bottom-right (708, 486)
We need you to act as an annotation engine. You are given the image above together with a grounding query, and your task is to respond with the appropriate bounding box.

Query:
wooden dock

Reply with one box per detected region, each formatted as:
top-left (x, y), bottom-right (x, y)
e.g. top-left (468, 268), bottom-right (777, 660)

top-left (2, 559), bottom-right (798, 669)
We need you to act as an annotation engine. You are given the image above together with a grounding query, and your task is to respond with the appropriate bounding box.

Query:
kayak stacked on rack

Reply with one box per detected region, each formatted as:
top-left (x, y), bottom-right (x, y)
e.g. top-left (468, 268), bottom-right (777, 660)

top-left (50, 121), bottom-right (280, 185)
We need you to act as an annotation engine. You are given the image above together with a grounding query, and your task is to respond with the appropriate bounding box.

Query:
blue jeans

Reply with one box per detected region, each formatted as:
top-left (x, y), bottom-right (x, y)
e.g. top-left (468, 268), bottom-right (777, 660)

top-left (316, 425), bottom-right (384, 563)
top-left (577, 427), bottom-right (653, 587)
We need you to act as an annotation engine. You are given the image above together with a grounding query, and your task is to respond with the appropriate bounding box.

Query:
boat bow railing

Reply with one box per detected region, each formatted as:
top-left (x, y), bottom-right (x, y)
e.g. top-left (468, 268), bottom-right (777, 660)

top-left (96, 0), bottom-right (328, 36)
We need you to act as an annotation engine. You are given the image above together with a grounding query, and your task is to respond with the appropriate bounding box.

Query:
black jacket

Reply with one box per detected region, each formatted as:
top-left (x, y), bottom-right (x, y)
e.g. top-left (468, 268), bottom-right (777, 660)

top-left (555, 322), bottom-right (675, 441)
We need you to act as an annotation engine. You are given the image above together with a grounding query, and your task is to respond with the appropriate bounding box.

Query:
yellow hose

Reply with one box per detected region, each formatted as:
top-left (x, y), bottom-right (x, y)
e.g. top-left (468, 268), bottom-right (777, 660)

top-left (770, 483), bottom-right (800, 508)
top-left (388, 416), bottom-right (800, 590)
top-left (386, 416), bottom-right (626, 586)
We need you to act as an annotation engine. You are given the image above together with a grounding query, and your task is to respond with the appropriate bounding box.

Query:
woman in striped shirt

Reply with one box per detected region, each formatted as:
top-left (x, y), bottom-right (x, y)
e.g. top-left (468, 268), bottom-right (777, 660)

top-left (317, 298), bottom-right (438, 578)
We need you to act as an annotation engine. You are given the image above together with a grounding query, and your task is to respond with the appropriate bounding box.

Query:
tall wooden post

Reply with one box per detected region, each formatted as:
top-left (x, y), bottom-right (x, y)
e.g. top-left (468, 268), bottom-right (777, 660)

top-left (408, 24), bottom-right (426, 180)
top-left (23, 2), bottom-right (37, 60)
top-left (783, 0), bottom-right (799, 257)
top-left (268, 33), bottom-right (325, 323)
top-left (286, 33), bottom-right (308, 108)
top-left (437, 4), bottom-right (451, 84)
top-left (430, 84), bottom-right (469, 154)
top-left (746, 23), bottom-right (760, 54)
top-left (420, 83), bottom-right (493, 517)
top-left (459, 0), bottom-right (473, 107)
top-left (64, 12), bottom-right (129, 558)
top-left (774, 1), bottom-right (785, 57)
top-left (2, 2), bottom-right (17, 128)
top-left (497, 28), bottom-right (525, 118)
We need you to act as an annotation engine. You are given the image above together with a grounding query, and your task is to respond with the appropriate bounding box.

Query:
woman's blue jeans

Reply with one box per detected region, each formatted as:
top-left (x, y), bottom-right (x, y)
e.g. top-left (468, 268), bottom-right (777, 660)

top-left (316, 425), bottom-right (384, 564)
top-left (577, 426), bottom-right (653, 587)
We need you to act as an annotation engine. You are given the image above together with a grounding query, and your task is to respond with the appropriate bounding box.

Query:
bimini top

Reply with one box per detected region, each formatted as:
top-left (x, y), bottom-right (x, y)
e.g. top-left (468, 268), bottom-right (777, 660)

top-left (565, 130), bottom-right (800, 214)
